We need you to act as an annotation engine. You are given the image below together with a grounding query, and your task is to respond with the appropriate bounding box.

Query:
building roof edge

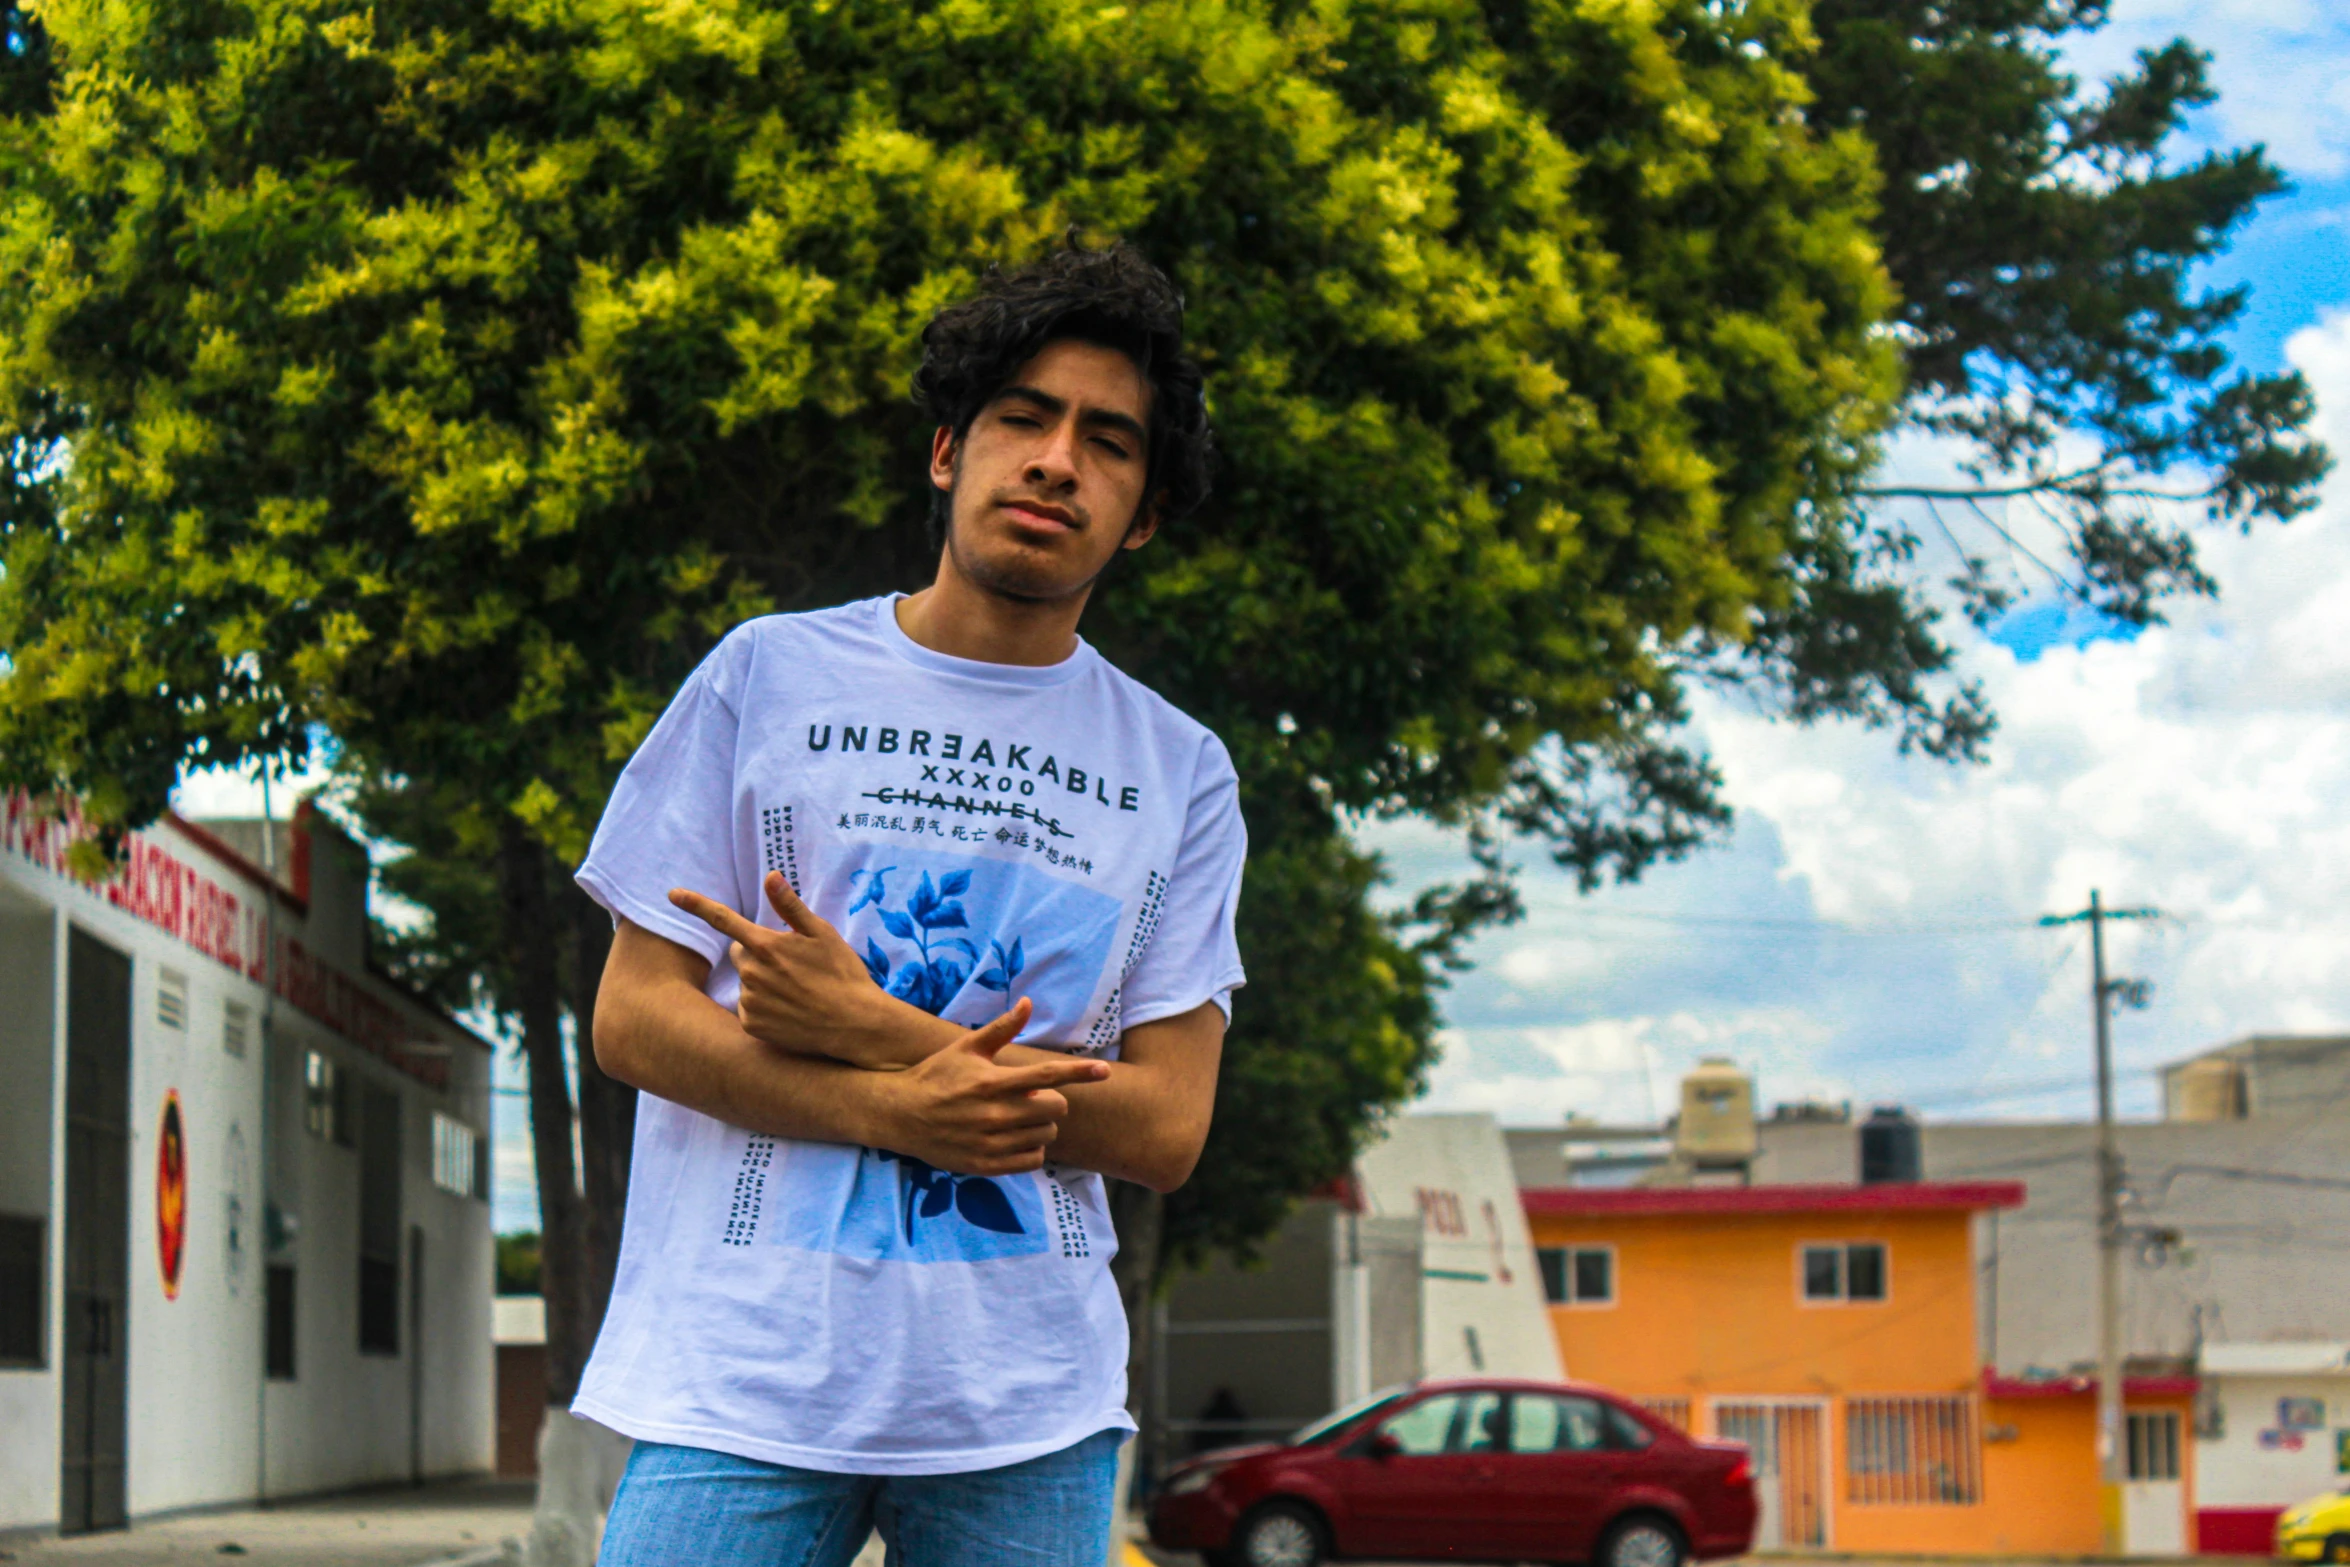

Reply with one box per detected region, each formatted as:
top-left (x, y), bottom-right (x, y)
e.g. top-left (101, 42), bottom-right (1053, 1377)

top-left (1522, 1180), bottom-right (2027, 1218)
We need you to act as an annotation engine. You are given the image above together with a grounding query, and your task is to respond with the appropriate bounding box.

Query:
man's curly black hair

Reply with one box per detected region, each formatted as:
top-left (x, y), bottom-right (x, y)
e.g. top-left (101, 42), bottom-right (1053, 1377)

top-left (912, 242), bottom-right (1213, 547)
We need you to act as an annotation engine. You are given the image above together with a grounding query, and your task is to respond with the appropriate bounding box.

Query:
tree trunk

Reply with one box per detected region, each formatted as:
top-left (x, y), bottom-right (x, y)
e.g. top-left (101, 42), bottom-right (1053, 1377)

top-left (501, 823), bottom-right (590, 1406)
top-left (1109, 1181), bottom-right (1165, 1490)
top-left (567, 881), bottom-right (633, 1343)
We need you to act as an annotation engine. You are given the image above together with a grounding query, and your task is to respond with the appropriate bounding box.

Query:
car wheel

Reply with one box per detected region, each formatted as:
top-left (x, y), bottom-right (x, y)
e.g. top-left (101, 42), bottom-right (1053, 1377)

top-left (2325, 1534), bottom-right (2350, 1564)
top-left (1233, 1502), bottom-right (1326, 1567)
top-left (1598, 1515), bottom-right (1687, 1567)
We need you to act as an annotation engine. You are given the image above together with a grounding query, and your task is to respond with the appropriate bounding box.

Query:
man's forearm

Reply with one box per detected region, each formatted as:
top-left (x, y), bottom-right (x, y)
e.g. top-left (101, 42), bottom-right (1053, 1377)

top-left (596, 976), bottom-right (904, 1148)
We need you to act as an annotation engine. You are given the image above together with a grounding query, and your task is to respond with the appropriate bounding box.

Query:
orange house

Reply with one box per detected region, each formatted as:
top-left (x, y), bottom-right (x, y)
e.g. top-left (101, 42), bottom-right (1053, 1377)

top-left (1525, 1183), bottom-right (2198, 1554)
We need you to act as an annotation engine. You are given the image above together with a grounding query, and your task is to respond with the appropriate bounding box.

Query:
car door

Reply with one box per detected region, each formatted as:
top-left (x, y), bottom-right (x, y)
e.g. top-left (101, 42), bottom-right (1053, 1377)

top-left (1331, 1390), bottom-right (1506, 1559)
top-left (1484, 1393), bottom-right (1622, 1561)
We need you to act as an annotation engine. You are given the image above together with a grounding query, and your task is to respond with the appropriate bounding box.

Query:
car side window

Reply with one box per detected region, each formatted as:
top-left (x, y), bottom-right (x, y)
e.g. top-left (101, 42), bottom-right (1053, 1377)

top-left (1508, 1395), bottom-right (1610, 1453)
top-left (1456, 1392), bottom-right (1508, 1454)
top-left (1604, 1405), bottom-right (1655, 1450)
top-left (1379, 1395), bottom-right (1462, 1456)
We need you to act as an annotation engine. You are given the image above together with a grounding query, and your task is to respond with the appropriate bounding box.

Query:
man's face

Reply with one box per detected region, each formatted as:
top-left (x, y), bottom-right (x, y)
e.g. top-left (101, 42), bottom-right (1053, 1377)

top-left (929, 337), bottom-right (1161, 603)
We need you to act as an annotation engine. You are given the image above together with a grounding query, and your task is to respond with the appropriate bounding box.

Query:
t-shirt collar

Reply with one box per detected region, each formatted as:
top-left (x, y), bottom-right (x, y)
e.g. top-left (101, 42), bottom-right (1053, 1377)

top-left (873, 594), bottom-right (1098, 689)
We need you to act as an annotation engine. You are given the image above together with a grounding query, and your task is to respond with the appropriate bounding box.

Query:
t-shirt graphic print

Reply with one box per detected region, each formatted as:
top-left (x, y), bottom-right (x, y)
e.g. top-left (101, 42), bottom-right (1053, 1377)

top-left (571, 596), bottom-right (1246, 1475)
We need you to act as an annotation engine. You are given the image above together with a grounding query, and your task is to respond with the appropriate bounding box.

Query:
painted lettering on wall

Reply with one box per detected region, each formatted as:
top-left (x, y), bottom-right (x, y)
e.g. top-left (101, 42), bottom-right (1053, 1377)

top-left (1415, 1185), bottom-right (1469, 1236)
top-left (2, 793), bottom-right (451, 1088)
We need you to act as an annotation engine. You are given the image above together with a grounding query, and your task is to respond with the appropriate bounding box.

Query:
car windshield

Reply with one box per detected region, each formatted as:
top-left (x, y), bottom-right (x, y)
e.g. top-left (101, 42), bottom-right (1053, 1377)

top-left (1289, 1387), bottom-right (1411, 1447)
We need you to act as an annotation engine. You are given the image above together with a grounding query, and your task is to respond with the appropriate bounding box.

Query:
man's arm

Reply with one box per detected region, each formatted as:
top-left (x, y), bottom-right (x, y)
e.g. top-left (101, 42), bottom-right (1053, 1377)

top-left (593, 919), bottom-right (1108, 1178)
top-left (623, 874), bottom-right (1228, 1192)
top-left (1020, 1000), bottom-right (1223, 1193)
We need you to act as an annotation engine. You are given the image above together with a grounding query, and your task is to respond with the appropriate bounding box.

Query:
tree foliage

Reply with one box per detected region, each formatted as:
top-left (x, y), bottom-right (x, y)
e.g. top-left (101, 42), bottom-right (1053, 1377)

top-left (1801, 0), bottom-right (2327, 631)
top-left (0, 0), bottom-right (2318, 1303)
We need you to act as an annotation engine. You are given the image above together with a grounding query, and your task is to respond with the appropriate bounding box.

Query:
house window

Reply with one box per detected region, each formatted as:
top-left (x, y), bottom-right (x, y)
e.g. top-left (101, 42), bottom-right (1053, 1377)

top-left (265, 1264), bottom-right (297, 1380)
top-left (357, 1085), bottom-right (402, 1355)
top-left (431, 1112), bottom-right (481, 1199)
top-left (1536, 1245), bottom-right (1616, 1305)
top-left (304, 1050), bottom-right (354, 1145)
top-left (1847, 1396), bottom-right (1981, 1504)
top-left (0, 1214), bottom-right (41, 1366)
top-left (1637, 1396), bottom-right (1693, 1434)
top-left (1801, 1242), bottom-right (1888, 1302)
top-left (223, 1000), bottom-right (251, 1059)
top-left (2128, 1410), bottom-right (2181, 1481)
top-left (157, 967), bottom-right (189, 1031)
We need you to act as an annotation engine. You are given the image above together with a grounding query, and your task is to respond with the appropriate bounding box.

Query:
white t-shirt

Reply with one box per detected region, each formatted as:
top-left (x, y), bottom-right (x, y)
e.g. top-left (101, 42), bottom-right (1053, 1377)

top-left (571, 595), bottom-right (1247, 1474)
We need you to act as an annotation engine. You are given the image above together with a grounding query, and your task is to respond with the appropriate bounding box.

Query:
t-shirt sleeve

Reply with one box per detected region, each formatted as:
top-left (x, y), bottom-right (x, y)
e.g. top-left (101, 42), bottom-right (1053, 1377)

top-left (1118, 734), bottom-right (1248, 1030)
top-left (574, 631), bottom-right (753, 969)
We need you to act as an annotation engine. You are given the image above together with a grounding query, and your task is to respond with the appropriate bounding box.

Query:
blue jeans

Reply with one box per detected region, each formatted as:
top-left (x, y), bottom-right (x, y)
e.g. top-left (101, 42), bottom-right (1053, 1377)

top-left (597, 1428), bottom-right (1127, 1567)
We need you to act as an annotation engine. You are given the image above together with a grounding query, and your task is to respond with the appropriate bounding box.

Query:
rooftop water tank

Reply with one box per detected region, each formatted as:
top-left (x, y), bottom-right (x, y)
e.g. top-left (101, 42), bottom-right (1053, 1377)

top-left (1859, 1106), bottom-right (1921, 1185)
top-left (2168, 1056), bottom-right (2245, 1122)
top-left (1676, 1058), bottom-right (1757, 1167)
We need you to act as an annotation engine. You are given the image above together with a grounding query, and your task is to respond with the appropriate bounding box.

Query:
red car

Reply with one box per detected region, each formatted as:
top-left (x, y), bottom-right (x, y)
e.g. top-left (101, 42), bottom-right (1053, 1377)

top-left (1149, 1378), bottom-right (1755, 1567)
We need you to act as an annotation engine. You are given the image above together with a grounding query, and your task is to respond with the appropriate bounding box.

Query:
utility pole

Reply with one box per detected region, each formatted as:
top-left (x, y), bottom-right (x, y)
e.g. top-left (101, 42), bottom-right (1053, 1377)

top-left (2041, 890), bottom-right (2158, 1555)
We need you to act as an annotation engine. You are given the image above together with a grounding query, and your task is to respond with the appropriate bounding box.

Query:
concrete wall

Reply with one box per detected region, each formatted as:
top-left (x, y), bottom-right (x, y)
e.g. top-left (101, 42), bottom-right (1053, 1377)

top-left (1356, 1113), bottom-right (1562, 1382)
top-left (2198, 1371), bottom-right (2350, 1509)
top-left (0, 900), bottom-right (59, 1528)
top-left (1753, 1117), bottom-right (2350, 1374)
top-left (0, 811), bottom-right (495, 1530)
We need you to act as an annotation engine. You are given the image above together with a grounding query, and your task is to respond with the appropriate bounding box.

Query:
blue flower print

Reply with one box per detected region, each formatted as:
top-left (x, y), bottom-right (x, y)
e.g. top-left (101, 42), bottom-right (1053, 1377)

top-left (974, 937), bottom-right (1026, 993)
top-left (874, 1149), bottom-right (1027, 1240)
top-left (853, 867), bottom-right (1010, 1017)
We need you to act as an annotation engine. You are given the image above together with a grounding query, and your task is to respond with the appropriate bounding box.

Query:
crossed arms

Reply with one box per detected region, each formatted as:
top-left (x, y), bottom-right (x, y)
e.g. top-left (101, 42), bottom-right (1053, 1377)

top-left (591, 870), bottom-right (1224, 1192)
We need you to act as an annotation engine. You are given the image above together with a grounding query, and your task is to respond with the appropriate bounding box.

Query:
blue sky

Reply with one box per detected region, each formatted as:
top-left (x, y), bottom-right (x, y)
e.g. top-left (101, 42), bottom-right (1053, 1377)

top-left (1393, 0), bottom-right (2350, 1131)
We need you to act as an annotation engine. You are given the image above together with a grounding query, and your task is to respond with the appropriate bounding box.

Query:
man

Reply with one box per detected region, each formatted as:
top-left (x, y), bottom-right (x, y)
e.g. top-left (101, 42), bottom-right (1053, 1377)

top-left (575, 243), bottom-right (1245, 1567)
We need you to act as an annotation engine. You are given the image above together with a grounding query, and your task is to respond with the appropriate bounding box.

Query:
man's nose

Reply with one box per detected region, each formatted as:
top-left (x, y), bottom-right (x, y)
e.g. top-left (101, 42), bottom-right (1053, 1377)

top-left (1024, 421), bottom-right (1080, 490)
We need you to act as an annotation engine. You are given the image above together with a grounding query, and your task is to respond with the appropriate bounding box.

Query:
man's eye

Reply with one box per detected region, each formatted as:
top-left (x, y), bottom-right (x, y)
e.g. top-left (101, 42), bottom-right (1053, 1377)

top-left (1001, 412), bottom-right (1041, 428)
top-left (1093, 439), bottom-right (1131, 459)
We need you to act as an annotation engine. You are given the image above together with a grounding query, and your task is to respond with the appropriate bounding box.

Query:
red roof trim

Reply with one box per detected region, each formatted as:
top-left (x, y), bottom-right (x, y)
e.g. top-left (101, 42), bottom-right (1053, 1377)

top-left (1983, 1369), bottom-right (2199, 1400)
top-left (1522, 1181), bottom-right (2027, 1218)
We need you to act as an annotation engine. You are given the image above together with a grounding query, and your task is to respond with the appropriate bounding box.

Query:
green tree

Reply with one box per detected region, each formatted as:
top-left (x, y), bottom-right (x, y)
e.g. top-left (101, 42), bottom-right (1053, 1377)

top-left (0, 0), bottom-right (2317, 1451)
top-left (1800, 0), bottom-right (2326, 634)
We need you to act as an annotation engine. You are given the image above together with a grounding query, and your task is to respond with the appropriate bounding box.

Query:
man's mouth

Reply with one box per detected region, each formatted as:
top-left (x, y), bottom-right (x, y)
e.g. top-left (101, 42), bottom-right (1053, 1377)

top-left (1000, 498), bottom-right (1081, 531)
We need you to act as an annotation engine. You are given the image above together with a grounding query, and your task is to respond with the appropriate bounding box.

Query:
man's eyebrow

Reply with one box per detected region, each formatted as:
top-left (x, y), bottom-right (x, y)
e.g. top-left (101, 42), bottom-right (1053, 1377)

top-left (992, 383), bottom-right (1150, 447)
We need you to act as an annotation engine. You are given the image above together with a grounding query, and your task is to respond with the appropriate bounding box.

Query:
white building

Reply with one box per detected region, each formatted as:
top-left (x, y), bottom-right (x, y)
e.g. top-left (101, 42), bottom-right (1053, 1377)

top-left (0, 793), bottom-right (495, 1536)
top-left (1149, 1113), bottom-right (1560, 1479)
top-left (2192, 1343), bottom-right (2350, 1552)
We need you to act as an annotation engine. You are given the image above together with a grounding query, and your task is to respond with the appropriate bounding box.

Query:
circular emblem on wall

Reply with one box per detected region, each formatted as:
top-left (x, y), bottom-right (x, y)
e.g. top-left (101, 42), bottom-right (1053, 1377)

top-left (157, 1091), bottom-right (187, 1300)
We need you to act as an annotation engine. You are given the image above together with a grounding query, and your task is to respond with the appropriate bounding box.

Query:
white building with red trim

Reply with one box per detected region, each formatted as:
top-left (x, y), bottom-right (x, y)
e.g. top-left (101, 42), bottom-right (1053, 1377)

top-left (0, 793), bottom-right (495, 1537)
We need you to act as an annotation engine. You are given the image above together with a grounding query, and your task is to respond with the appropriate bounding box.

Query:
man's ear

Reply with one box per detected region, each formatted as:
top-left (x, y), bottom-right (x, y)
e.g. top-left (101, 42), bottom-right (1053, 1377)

top-left (928, 426), bottom-right (959, 493)
top-left (1122, 495), bottom-right (1164, 551)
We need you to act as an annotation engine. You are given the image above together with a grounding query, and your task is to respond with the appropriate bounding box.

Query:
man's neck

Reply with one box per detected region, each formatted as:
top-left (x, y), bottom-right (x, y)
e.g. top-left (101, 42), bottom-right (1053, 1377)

top-left (894, 562), bottom-right (1090, 668)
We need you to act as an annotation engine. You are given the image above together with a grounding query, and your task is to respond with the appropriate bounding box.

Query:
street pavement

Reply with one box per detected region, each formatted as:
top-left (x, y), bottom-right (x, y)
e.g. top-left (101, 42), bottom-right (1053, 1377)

top-left (0, 1481), bottom-right (530, 1567)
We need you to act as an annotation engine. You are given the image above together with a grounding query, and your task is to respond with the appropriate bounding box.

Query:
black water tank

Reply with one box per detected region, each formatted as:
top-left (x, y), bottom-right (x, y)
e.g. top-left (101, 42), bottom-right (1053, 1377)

top-left (1859, 1106), bottom-right (1921, 1185)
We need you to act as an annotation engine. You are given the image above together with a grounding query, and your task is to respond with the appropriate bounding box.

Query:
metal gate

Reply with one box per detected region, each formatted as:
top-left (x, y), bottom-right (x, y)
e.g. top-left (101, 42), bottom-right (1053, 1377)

top-left (1712, 1398), bottom-right (1830, 1549)
top-left (61, 929), bottom-right (132, 1535)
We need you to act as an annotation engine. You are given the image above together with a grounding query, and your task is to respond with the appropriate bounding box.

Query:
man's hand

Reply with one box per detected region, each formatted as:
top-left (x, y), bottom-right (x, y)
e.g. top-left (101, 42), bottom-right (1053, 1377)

top-left (869, 999), bottom-right (1111, 1176)
top-left (670, 871), bottom-right (937, 1070)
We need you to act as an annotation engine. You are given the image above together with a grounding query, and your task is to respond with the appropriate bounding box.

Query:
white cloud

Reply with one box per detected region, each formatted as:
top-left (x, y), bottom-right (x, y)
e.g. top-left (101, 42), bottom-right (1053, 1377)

top-left (2064, 0), bottom-right (2350, 179)
top-left (1398, 309), bottom-right (2350, 1127)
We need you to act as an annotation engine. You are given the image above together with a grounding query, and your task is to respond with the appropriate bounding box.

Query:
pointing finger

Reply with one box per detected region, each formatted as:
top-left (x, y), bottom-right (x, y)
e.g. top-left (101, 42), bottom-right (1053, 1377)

top-left (953, 999), bottom-right (1033, 1061)
top-left (669, 888), bottom-right (765, 947)
top-left (993, 1056), bottom-right (1111, 1096)
top-left (763, 871), bottom-right (834, 940)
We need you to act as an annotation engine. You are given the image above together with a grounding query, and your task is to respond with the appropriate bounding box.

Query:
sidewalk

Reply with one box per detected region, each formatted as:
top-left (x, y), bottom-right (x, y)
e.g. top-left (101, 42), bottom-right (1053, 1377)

top-left (0, 1480), bottom-right (530, 1567)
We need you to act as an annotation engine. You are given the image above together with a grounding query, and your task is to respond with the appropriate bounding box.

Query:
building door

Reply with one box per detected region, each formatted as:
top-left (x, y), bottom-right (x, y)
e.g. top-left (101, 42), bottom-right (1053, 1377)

top-left (409, 1224), bottom-right (426, 1484)
top-left (2124, 1409), bottom-right (2187, 1555)
top-left (61, 929), bottom-right (132, 1535)
top-left (1714, 1399), bottom-right (1829, 1549)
